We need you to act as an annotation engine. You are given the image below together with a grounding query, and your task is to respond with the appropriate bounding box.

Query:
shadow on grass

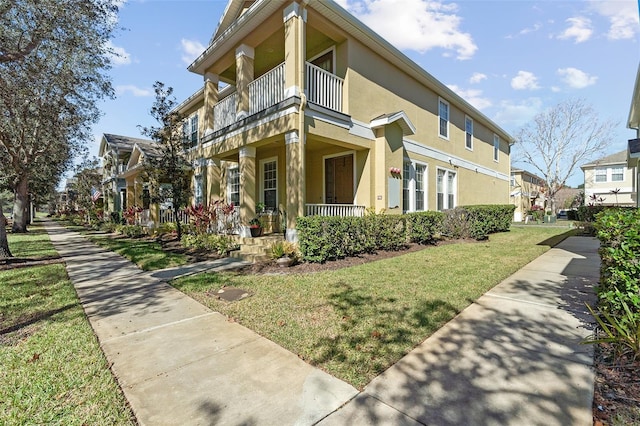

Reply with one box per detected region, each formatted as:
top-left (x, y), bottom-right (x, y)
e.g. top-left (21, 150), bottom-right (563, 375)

top-left (0, 303), bottom-right (76, 335)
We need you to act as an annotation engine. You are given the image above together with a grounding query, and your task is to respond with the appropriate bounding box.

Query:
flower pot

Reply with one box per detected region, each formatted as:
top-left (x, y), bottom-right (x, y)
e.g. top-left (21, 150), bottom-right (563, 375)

top-left (249, 226), bottom-right (262, 237)
top-left (275, 256), bottom-right (294, 268)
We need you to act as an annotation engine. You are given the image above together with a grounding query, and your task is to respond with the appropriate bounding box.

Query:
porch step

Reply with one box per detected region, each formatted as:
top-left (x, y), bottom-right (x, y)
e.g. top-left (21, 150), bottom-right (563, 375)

top-left (230, 234), bottom-right (284, 263)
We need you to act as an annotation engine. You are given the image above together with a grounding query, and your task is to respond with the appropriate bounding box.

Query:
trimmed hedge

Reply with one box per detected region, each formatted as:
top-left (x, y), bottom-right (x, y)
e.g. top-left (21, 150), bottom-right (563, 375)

top-left (595, 208), bottom-right (640, 320)
top-left (443, 204), bottom-right (515, 240)
top-left (406, 211), bottom-right (445, 244)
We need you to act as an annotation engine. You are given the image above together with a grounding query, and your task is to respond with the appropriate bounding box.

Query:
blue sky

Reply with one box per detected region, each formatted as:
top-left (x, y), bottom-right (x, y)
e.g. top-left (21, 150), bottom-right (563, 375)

top-left (92, 0), bottom-right (640, 187)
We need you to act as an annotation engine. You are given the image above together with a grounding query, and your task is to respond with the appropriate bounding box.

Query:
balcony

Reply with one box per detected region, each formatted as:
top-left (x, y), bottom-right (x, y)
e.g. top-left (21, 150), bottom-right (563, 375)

top-left (211, 61), bottom-right (344, 132)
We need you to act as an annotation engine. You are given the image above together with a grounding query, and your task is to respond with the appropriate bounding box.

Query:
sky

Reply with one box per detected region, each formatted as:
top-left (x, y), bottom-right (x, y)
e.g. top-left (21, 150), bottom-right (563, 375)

top-left (90, 0), bottom-right (640, 188)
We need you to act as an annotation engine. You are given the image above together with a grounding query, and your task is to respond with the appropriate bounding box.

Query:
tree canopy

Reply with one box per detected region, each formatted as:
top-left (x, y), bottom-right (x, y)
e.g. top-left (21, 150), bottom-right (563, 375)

top-left (514, 98), bottom-right (615, 212)
top-left (0, 0), bottom-right (119, 236)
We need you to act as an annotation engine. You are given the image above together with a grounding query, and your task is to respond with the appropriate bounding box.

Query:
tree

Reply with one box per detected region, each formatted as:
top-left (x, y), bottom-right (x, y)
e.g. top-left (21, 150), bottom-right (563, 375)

top-left (514, 98), bottom-right (615, 213)
top-left (70, 156), bottom-right (103, 224)
top-left (139, 82), bottom-right (193, 240)
top-left (0, 0), bottom-right (119, 238)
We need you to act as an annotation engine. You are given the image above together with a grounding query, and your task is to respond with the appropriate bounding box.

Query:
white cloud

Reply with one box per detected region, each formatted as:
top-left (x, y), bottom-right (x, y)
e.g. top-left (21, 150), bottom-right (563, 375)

top-left (557, 67), bottom-right (597, 88)
top-left (518, 22), bottom-right (542, 36)
top-left (494, 98), bottom-right (543, 129)
top-left (447, 84), bottom-right (492, 110)
top-left (590, 0), bottom-right (639, 40)
top-left (557, 16), bottom-right (593, 43)
top-left (181, 38), bottom-right (206, 65)
top-left (106, 41), bottom-right (131, 66)
top-left (340, 0), bottom-right (477, 60)
top-left (115, 85), bottom-right (152, 97)
top-left (469, 72), bottom-right (487, 84)
top-left (511, 71), bottom-right (540, 90)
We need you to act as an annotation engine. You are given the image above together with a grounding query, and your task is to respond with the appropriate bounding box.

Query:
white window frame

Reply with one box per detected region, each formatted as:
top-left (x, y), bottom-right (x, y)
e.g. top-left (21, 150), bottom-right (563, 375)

top-left (190, 114), bottom-right (199, 147)
top-left (308, 46), bottom-right (336, 74)
top-left (402, 159), bottom-right (428, 213)
top-left (436, 167), bottom-right (457, 211)
top-left (438, 98), bottom-right (450, 140)
top-left (194, 174), bottom-right (203, 206)
top-left (594, 167), bottom-right (607, 183)
top-left (493, 134), bottom-right (500, 162)
top-left (227, 165), bottom-right (240, 207)
top-left (611, 167), bottom-right (624, 182)
top-left (260, 157), bottom-right (278, 212)
top-left (465, 116), bottom-right (473, 151)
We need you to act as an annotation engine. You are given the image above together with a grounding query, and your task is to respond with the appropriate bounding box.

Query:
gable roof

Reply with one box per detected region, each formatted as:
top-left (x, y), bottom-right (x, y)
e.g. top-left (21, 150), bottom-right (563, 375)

top-left (212, 0), bottom-right (257, 42)
top-left (581, 149), bottom-right (628, 168)
top-left (98, 134), bottom-right (155, 156)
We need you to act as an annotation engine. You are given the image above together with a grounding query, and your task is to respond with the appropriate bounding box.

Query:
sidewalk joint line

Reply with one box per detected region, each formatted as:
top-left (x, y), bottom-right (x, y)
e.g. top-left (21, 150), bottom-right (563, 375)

top-left (102, 312), bottom-right (217, 343)
top-left (483, 292), bottom-right (559, 309)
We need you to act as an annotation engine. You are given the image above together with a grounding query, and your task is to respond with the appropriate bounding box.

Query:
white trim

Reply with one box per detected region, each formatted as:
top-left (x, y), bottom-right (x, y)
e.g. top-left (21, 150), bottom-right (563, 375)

top-left (239, 146), bottom-right (256, 158)
top-left (322, 150), bottom-right (357, 204)
top-left (259, 157), bottom-right (278, 210)
top-left (465, 115), bottom-right (474, 151)
top-left (438, 97), bottom-right (450, 140)
top-left (235, 44), bottom-right (254, 59)
top-left (493, 134), bottom-right (500, 162)
top-left (226, 164), bottom-right (240, 206)
top-left (403, 158), bottom-right (428, 212)
top-left (283, 2), bottom-right (307, 23)
top-left (284, 85), bottom-right (301, 98)
top-left (436, 167), bottom-right (457, 211)
top-left (285, 130), bottom-right (300, 145)
top-left (204, 72), bottom-right (219, 84)
top-left (308, 46), bottom-right (336, 75)
top-left (202, 106), bottom-right (298, 148)
top-left (404, 139), bottom-right (509, 181)
top-left (349, 118), bottom-right (376, 139)
top-left (370, 111), bottom-right (416, 136)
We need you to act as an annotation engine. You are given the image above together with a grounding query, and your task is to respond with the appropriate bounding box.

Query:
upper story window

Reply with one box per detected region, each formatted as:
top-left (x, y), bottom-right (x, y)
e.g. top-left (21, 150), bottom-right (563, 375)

top-left (493, 134), bottom-right (500, 162)
top-left (465, 116), bottom-right (473, 150)
top-left (310, 49), bottom-right (334, 73)
top-left (183, 114), bottom-right (198, 149)
top-left (438, 98), bottom-right (449, 139)
top-left (595, 166), bottom-right (624, 183)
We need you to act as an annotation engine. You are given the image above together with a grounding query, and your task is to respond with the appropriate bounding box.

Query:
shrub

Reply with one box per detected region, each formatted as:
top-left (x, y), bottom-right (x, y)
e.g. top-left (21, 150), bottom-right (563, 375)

top-left (442, 205), bottom-right (514, 240)
top-left (406, 211), bottom-right (444, 244)
top-left (595, 208), bottom-right (640, 321)
top-left (180, 233), bottom-right (238, 255)
top-left (117, 225), bottom-right (145, 238)
top-left (442, 207), bottom-right (472, 239)
top-left (269, 241), bottom-right (300, 261)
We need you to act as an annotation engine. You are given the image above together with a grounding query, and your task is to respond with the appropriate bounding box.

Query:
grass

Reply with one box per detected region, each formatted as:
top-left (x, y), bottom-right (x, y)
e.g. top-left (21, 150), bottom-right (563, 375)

top-left (1, 222), bottom-right (135, 425)
top-left (172, 226), bottom-right (576, 389)
top-left (89, 234), bottom-right (188, 271)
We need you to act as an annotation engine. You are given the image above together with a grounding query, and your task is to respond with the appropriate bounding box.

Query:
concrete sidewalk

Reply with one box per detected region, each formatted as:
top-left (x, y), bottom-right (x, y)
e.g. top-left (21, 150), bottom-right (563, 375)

top-left (44, 220), bottom-right (599, 425)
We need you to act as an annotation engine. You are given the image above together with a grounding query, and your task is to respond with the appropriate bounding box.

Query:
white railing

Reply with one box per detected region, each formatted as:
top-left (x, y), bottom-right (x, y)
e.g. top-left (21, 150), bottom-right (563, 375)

top-left (159, 209), bottom-right (190, 225)
top-left (249, 62), bottom-right (285, 115)
top-left (306, 62), bottom-right (344, 112)
top-left (306, 204), bottom-right (366, 217)
top-left (213, 91), bottom-right (238, 131)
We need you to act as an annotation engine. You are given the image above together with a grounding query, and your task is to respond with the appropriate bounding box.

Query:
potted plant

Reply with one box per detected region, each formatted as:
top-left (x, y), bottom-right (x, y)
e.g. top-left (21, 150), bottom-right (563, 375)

top-left (248, 217), bottom-right (262, 237)
top-left (269, 241), bottom-right (299, 267)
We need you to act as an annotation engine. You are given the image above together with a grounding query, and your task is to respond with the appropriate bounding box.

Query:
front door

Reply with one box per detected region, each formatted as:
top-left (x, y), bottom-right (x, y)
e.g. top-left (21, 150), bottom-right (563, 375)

top-left (325, 154), bottom-right (354, 204)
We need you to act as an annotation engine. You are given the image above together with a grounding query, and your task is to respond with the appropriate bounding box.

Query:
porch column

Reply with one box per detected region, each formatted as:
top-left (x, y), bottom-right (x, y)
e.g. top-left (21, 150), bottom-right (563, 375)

top-left (206, 158), bottom-right (221, 204)
top-left (203, 72), bottom-right (219, 135)
top-left (235, 44), bottom-right (254, 121)
top-left (239, 146), bottom-right (256, 237)
top-left (285, 130), bottom-right (305, 241)
top-left (283, 2), bottom-right (306, 99)
top-left (372, 124), bottom-right (404, 213)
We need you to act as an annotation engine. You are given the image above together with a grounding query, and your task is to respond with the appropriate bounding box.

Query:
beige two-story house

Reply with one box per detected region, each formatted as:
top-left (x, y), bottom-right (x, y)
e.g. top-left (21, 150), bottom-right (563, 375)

top-left (177, 0), bottom-right (514, 239)
top-left (582, 149), bottom-right (637, 207)
top-left (510, 169), bottom-right (544, 222)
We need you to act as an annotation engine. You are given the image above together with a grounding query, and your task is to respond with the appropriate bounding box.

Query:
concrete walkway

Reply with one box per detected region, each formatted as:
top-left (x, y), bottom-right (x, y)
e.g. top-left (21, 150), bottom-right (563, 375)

top-left (44, 220), bottom-right (599, 425)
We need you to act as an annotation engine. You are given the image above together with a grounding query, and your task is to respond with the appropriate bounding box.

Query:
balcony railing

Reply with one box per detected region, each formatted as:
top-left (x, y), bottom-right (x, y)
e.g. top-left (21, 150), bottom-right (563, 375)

top-left (249, 62), bottom-right (285, 115)
top-left (306, 204), bottom-right (366, 217)
top-left (306, 62), bottom-right (344, 112)
top-left (213, 91), bottom-right (237, 131)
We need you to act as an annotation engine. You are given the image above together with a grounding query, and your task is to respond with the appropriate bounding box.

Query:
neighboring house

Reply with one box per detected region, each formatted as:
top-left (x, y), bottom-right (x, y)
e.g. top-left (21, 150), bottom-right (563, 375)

top-left (628, 63), bottom-right (640, 207)
top-left (173, 0), bottom-right (513, 239)
top-left (510, 169), bottom-right (544, 222)
top-left (98, 134), bottom-right (160, 221)
top-left (581, 149), bottom-right (637, 207)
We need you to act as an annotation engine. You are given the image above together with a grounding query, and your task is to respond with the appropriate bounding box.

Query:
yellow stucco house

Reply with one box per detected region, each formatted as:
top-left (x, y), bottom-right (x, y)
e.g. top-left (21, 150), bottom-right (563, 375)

top-left (628, 62), bottom-right (640, 207)
top-left (510, 169), bottom-right (544, 222)
top-left (177, 0), bottom-right (514, 239)
top-left (582, 149), bottom-right (637, 207)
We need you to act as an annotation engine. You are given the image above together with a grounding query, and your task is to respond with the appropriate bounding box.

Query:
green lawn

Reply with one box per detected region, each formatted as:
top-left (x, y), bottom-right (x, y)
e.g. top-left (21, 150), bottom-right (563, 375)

top-left (89, 234), bottom-right (188, 271)
top-left (172, 226), bottom-right (576, 389)
top-left (1, 222), bottom-right (135, 424)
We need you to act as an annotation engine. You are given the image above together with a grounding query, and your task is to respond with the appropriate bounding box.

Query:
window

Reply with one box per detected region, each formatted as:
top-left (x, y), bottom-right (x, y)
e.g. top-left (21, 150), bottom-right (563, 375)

top-left (190, 114), bottom-right (198, 148)
top-left (465, 116), bottom-right (473, 150)
top-left (493, 134), bottom-right (500, 162)
top-left (402, 161), bottom-right (428, 213)
top-left (595, 168), bottom-right (607, 183)
top-left (228, 166), bottom-right (240, 206)
top-left (437, 168), bottom-right (456, 211)
top-left (261, 159), bottom-right (277, 211)
top-left (310, 49), bottom-right (333, 73)
top-left (611, 167), bottom-right (624, 182)
top-left (439, 98), bottom-right (449, 139)
top-left (194, 175), bottom-right (203, 205)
